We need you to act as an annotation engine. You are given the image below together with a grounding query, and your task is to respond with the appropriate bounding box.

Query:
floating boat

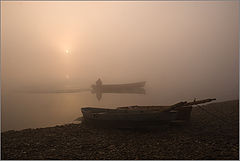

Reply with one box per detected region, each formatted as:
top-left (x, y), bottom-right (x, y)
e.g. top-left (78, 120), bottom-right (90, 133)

top-left (22, 78), bottom-right (146, 101)
top-left (91, 78), bottom-right (146, 100)
top-left (81, 98), bottom-right (216, 128)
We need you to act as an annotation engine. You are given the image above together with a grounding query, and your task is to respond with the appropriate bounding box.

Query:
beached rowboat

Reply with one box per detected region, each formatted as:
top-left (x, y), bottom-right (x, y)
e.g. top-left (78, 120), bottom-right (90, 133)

top-left (81, 98), bottom-right (216, 128)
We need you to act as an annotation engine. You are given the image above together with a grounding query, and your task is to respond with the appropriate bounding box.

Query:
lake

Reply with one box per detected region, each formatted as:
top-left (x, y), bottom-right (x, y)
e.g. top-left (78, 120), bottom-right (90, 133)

top-left (2, 85), bottom-right (167, 131)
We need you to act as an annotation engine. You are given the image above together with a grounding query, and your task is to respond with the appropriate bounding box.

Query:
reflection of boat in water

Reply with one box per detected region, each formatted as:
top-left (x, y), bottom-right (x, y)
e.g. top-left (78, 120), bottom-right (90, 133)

top-left (91, 78), bottom-right (146, 100)
top-left (81, 98), bottom-right (216, 128)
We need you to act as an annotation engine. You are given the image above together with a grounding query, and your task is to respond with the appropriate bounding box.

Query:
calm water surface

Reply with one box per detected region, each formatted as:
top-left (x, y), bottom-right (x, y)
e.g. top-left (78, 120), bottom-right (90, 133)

top-left (2, 82), bottom-right (237, 132)
top-left (2, 85), bottom-right (166, 131)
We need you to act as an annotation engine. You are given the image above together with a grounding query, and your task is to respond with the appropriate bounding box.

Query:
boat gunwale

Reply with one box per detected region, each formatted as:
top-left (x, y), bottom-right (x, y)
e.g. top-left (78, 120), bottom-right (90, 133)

top-left (81, 106), bottom-right (191, 115)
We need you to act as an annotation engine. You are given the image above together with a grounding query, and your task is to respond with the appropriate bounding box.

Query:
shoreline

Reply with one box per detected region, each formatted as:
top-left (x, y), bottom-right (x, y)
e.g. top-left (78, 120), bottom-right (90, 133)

top-left (2, 99), bottom-right (237, 133)
top-left (1, 100), bottom-right (239, 160)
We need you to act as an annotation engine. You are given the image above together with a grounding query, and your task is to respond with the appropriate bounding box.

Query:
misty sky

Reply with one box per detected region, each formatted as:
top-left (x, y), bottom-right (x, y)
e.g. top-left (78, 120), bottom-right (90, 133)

top-left (2, 1), bottom-right (239, 100)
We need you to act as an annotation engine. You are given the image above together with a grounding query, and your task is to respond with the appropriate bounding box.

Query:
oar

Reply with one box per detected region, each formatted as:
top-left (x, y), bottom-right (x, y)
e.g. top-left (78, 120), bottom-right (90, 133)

top-left (17, 88), bottom-right (91, 94)
top-left (163, 101), bottom-right (188, 112)
top-left (164, 98), bottom-right (216, 112)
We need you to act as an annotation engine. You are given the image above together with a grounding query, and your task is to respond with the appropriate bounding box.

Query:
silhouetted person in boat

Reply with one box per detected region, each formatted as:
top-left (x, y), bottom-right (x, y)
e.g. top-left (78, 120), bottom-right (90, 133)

top-left (96, 78), bottom-right (102, 87)
top-left (95, 78), bottom-right (102, 101)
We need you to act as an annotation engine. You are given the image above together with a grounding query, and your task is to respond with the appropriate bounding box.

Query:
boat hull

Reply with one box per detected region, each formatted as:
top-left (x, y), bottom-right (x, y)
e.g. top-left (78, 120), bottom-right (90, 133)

top-left (91, 79), bottom-right (146, 100)
top-left (91, 82), bottom-right (146, 93)
top-left (82, 118), bottom-right (174, 128)
top-left (81, 106), bottom-right (192, 128)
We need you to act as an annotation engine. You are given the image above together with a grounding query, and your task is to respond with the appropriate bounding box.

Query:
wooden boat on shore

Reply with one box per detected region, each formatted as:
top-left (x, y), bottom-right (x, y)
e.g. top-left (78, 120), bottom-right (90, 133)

top-left (81, 98), bottom-right (216, 128)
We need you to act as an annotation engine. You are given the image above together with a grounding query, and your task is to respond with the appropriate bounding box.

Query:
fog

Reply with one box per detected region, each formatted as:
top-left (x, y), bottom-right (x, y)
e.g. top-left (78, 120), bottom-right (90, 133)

top-left (1, 1), bottom-right (239, 131)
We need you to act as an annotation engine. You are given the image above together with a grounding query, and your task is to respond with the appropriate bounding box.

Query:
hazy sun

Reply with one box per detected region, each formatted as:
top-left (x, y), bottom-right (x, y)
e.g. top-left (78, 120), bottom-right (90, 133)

top-left (65, 49), bottom-right (70, 54)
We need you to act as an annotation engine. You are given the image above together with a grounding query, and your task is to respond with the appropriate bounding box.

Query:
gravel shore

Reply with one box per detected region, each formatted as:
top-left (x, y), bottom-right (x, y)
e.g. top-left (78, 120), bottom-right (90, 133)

top-left (1, 100), bottom-right (239, 160)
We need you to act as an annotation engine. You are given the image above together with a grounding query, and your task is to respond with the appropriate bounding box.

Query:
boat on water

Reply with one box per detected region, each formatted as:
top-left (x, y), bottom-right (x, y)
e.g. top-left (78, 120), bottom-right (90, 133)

top-left (91, 78), bottom-right (146, 100)
top-left (81, 98), bottom-right (216, 128)
top-left (22, 78), bottom-right (146, 101)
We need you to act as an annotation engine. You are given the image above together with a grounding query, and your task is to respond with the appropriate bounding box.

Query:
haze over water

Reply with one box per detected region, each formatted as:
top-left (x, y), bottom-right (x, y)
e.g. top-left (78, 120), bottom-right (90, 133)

top-left (1, 1), bottom-right (239, 131)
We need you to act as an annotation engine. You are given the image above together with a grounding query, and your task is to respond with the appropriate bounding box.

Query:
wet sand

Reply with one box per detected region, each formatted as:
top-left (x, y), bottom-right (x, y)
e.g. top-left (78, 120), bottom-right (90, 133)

top-left (1, 100), bottom-right (239, 160)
